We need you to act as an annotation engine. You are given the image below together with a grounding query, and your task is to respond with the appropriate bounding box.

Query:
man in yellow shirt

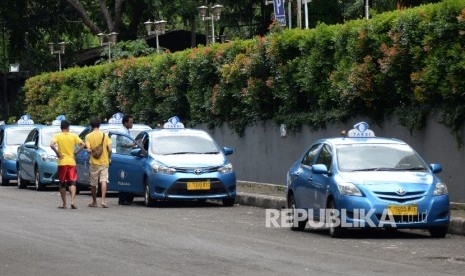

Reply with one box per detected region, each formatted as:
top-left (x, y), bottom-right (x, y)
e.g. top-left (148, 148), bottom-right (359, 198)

top-left (50, 120), bottom-right (86, 209)
top-left (85, 117), bottom-right (112, 208)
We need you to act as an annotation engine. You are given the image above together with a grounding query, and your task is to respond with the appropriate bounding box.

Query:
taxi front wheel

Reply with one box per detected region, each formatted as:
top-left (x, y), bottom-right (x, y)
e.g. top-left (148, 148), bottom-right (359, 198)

top-left (144, 180), bottom-right (156, 207)
top-left (0, 167), bottom-right (9, 186)
top-left (429, 227), bottom-right (448, 238)
top-left (222, 197), bottom-right (235, 207)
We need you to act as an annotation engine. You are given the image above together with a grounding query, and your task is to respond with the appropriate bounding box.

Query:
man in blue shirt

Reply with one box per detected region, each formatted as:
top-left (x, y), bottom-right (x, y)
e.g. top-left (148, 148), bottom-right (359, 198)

top-left (116, 115), bottom-right (136, 155)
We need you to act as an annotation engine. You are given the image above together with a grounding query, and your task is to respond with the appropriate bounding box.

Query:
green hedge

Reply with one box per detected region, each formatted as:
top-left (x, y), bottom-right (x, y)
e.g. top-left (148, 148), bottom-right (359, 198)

top-left (23, 0), bottom-right (465, 142)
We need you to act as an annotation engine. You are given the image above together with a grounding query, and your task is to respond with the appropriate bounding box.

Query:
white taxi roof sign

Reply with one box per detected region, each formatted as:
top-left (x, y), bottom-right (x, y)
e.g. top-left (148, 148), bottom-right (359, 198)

top-left (163, 116), bottom-right (184, 129)
top-left (52, 115), bottom-right (66, 126)
top-left (108, 112), bottom-right (123, 124)
top-left (17, 115), bottom-right (34, 125)
top-left (347, 122), bottom-right (375, 137)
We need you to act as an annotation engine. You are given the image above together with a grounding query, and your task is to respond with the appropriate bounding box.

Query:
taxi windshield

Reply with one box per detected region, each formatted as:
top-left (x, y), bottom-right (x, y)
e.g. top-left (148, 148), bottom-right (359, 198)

top-left (5, 128), bottom-right (33, 146)
top-left (40, 128), bottom-right (82, 147)
top-left (151, 135), bottom-right (220, 155)
top-left (336, 144), bottom-right (427, 172)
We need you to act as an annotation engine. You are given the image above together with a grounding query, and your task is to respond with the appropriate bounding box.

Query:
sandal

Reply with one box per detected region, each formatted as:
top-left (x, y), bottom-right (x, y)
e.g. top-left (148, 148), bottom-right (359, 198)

top-left (71, 204), bottom-right (77, 209)
top-left (101, 203), bottom-right (108, 208)
top-left (58, 206), bottom-right (67, 209)
top-left (87, 203), bottom-right (98, 208)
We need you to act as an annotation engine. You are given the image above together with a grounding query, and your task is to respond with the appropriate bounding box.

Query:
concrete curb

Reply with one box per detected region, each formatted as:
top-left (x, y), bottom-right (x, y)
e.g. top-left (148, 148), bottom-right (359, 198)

top-left (236, 192), bottom-right (465, 237)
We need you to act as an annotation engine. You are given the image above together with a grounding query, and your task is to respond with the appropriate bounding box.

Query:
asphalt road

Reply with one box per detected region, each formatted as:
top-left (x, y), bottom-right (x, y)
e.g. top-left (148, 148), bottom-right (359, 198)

top-left (1, 185), bottom-right (465, 276)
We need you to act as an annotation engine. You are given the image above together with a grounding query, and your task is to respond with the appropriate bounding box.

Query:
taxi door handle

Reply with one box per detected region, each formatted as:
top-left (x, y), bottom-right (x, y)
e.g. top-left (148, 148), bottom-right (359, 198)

top-left (293, 172), bottom-right (300, 176)
top-left (307, 177), bottom-right (312, 182)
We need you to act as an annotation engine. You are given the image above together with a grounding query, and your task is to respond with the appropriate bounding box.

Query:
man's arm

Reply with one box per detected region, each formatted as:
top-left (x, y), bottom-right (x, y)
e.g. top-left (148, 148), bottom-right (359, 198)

top-left (75, 141), bottom-right (86, 155)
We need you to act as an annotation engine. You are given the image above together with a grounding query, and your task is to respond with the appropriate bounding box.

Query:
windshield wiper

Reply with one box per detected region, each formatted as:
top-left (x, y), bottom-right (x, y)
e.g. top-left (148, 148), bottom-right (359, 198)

top-left (201, 151), bottom-right (220, 154)
top-left (169, 152), bottom-right (199, 155)
top-left (351, 167), bottom-right (397, 172)
top-left (403, 167), bottom-right (426, 171)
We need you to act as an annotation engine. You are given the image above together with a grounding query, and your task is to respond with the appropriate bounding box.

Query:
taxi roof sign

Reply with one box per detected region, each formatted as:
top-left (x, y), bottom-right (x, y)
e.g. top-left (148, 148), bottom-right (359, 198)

top-left (347, 122), bottom-right (375, 138)
top-left (17, 115), bottom-right (34, 125)
top-left (108, 112), bottom-right (123, 124)
top-left (163, 116), bottom-right (184, 129)
top-left (51, 115), bottom-right (66, 126)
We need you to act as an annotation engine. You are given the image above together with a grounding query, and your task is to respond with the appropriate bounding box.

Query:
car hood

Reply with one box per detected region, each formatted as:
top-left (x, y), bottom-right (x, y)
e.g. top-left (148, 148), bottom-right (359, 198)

top-left (41, 147), bottom-right (55, 155)
top-left (339, 171), bottom-right (434, 191)
top-left (5, 145), bottom-right (20, 153)
top-left (155, 154), bottom-right (227, 168)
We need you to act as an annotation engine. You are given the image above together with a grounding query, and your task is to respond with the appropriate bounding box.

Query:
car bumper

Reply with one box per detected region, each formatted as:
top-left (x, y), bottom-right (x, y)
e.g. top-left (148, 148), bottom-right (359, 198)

top-left (39, 162), bottom-right (59, 185)
top-left (2, 159), bottom-right (18, 180)
top-left (334, 194), bottom-right (450, 229)
top-left (147, 172), bottom-right (236, 200)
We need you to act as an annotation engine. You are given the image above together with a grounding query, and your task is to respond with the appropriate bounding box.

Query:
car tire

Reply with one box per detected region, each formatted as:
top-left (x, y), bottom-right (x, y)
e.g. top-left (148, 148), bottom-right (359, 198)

top-left (35, 169), bottom-right (45, 191)
top-left (222, 197), bottom-right (235, 207)
top-left (144, 180), bottom-right (156, 207)
top-left (429, 227), bottom-right (448, 238)
top-left (328, 199), bottom-right (346, 238)
top-left (288, 194), bottom-right (307, 231)
top-left (0, 167), bottom-right (9, 186)
top-left (17, 166), bottom-right (27, 189)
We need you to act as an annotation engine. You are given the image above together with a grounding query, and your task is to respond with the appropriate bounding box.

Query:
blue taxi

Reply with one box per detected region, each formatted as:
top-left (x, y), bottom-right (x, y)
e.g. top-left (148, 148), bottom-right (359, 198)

top-left (16, 116), bottom-right (84, 190)
top-left (105, 117), bottom-right (236, 207)
top-left (0, 115), bottom-right (42, 186)
top-left (286, 122), bottom-right (450, 238)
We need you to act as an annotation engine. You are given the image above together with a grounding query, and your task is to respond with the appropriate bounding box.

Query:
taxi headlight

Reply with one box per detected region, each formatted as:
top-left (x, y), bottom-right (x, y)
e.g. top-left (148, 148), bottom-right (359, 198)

top-left (337, 182), bottom-right (362, 196)
top-left (40, 154), bottom-right (58, 163)
top-left (433, 182), bottom-right (448, 196)
top-left (151, 163), bottom-right (176, 175)
top-left (3, 151), bottom-right (17, 160)
top-left (218, 163), bottom-right (233, 174)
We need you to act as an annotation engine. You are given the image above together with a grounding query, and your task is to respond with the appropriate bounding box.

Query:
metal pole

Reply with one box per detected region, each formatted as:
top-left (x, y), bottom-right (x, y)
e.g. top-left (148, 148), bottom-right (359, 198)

top-left (365, 0), bottom-right (369, 19)
top-left (297, 0), bottom-right (302, 29)
top-left (304, 0), bottom-right (309, 29)
top-left (211, 18), bottom-right (215, 43)
top-left (108, 44), bottom-right (111, 62)
top-left (2, 22), bottom-right (8, 118)
top-left (155, 32), bottom-right (160, 53)
top-left (58, 51), bottom-right (62, 71)
top-left (288, 0), bottom-right (292, 29)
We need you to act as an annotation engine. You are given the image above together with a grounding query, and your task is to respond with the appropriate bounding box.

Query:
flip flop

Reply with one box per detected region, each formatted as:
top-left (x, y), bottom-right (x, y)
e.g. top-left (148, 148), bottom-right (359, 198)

top-left (101, 203), bottom-right (108, 208)
top-left (88, 203), bottom-right (98, 208)
top-left (58, 206), bottom-right (67, 209)
top-left (71, 204), bottom-right (77, 209)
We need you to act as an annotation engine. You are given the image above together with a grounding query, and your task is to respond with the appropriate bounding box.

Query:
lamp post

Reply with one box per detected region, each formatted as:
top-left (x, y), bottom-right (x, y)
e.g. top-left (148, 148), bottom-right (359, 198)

top-left (97, 32), bottom-right (118, 62)
top-left (144, 20), bottom-right (167, 53)
top-left (197, 4), bottom-right (223, 44)
top-left (48, 42), bottom-right (66, 71)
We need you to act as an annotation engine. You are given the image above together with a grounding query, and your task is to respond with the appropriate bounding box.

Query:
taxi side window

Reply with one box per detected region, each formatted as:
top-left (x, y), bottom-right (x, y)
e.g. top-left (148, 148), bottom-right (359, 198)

top-left (25, 130), bottom-right (36, 143)
top-left (0, 129), bottom-right (4, 145)
top-left (301, 144), bottom-right (321, 167)
top-left (79, 129), bottom-right (90, 141)
top-left (315, 144), bottom-right (332, 171)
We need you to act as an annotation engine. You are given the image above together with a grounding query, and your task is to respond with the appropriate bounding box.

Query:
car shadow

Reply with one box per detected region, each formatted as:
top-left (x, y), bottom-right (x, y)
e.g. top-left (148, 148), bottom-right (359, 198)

top-left (303, 227), bottom-right (432, 239)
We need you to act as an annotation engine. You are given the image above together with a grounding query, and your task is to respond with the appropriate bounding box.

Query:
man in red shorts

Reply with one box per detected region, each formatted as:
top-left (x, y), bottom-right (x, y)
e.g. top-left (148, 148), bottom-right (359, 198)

top-left (50, 120), bottom-right (86, 209)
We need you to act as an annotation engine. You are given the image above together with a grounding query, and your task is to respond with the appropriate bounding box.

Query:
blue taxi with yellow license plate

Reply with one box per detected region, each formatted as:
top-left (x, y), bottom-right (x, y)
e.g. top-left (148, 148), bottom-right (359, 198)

top-left (16, 116), bottom-right (84, 191)
top-left (286, 122), bottom-right (450, 238)
top-left (107, 117), bottom-right (236, 207)
top-left (0, 115), bottom-right (42, 186)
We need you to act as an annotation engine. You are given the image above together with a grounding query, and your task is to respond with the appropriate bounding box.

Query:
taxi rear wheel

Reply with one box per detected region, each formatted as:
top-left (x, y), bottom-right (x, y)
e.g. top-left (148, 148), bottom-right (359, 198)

top-left (35, 169), bottom-right (45, 191)
top-left (328, 199), bottom-right (346, 238)
top-left (429, 227), bottom-right (448, 238)
top-left (0, 167), bottom-right (9, 186)
top-left (17, 166), bottom-right (27, 189)
top-left (288, 194), bottom-right (306, 231)
top-left (144, 181), bottom-right (156, 207)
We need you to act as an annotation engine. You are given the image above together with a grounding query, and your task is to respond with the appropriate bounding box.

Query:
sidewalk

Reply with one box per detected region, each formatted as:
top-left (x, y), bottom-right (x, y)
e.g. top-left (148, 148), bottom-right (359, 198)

top-left (236, 181), bottom-right (465, 236)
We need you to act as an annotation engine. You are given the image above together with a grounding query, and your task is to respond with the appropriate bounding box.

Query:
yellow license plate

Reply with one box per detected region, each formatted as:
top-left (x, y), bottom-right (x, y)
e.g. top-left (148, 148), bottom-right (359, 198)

top-left (187, 181), bottom-right (211, 190)
top-left (388, 205), bottom-right (418, 216)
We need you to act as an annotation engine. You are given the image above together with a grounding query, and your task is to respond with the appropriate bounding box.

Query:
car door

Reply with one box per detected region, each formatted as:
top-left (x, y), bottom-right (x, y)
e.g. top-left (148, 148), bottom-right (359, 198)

top-left (311, 144), bottom-right (333, 213)
top-left (292, 143), bottom-right (321, 210)
top-left (76, 128), bottom-right (91, 185)
top-left (18, 129), bottom-right (38, 181)
top-left (108, 132), bottom-right (146, 194)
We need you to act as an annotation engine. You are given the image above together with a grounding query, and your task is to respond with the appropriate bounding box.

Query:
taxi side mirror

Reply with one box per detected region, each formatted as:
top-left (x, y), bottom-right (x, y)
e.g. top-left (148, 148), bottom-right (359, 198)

top-left (430, 163), bottom-right (442, 174)
top-left (223, 147), bottom-right (233, 156)
top-left (312, 164), bottom-right (329, 174)
top-left (131, 148), bottom-right (144, 157)
top-left (24, 141), bottom-right (36, 149)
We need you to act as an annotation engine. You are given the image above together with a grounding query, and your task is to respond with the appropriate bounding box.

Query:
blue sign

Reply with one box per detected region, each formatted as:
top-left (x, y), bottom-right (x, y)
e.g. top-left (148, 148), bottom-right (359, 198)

top-left (273, 0), bottom-right (286, 27)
